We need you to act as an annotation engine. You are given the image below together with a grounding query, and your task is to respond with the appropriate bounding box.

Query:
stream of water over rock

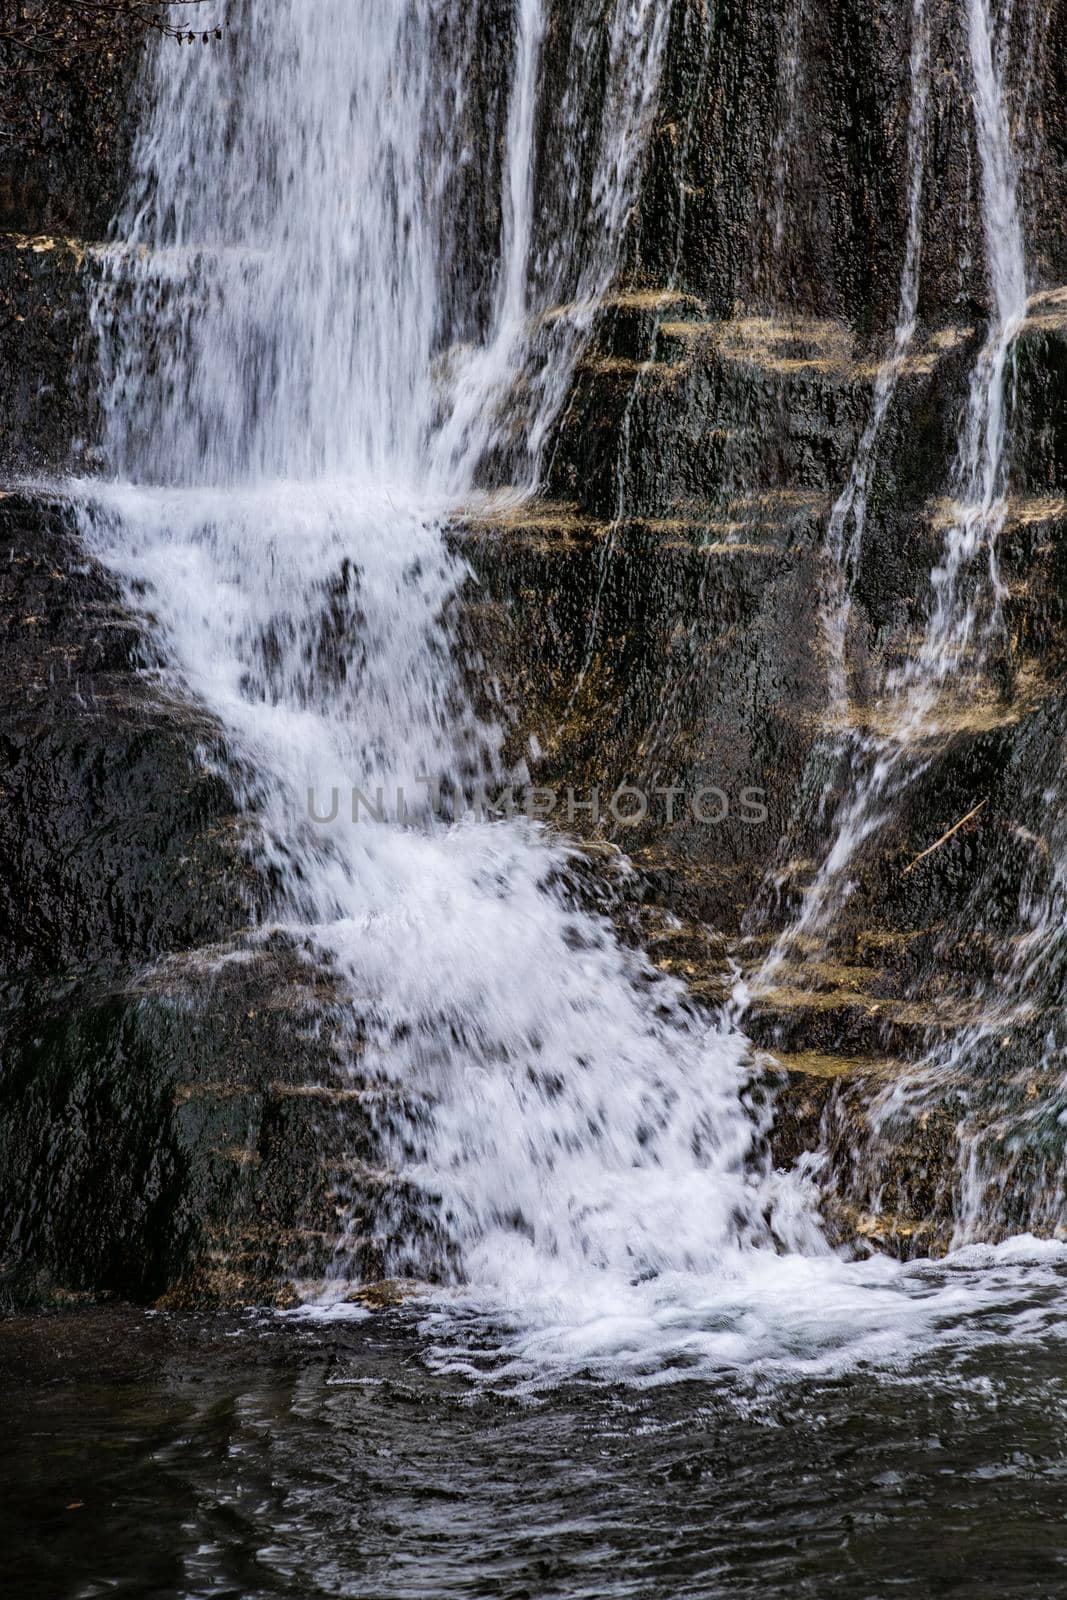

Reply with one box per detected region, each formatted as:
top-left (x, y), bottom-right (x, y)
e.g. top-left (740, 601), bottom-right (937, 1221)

top-left (744, 0), bottom-right (1067, 1256)
top-left (754, 0), bottom-right (1027, 971)
top-left (62, 0), bottom-right (1067, 1385)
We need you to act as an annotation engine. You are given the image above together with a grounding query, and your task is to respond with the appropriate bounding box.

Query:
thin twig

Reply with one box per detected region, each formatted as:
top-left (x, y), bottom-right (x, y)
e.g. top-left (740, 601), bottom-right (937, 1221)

top-left (0, 2), bottom-right (221, 56)
top-left (902, 798), bottom-right (989, 876)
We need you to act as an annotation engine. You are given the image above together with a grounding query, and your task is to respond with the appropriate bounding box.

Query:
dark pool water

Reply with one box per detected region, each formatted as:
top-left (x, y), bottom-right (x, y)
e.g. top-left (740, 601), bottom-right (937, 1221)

top-left (4, 1304), bottom-right (1067, 1599)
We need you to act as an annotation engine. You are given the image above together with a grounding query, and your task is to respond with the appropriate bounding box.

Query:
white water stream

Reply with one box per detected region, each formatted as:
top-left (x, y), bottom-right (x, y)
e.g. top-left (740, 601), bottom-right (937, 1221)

top-left (821, 0), bottom-right (930, 717)
top-left (754, 0), bottom-right (1030, 985)
top-left (64, 0), bottom-right (1067, 1384)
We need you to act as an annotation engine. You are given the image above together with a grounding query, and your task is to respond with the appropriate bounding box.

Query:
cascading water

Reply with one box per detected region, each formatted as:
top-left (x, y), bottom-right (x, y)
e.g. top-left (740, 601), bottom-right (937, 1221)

top-left (951, 816), bottom-right (1067, 1242)
top-left (741, 0), bottom-right (931, 970)
top-left (751, 0), bottom-right (1029, 985)
top-left (744, 0), bottom-right (1067, 1259)
top-left (908, 0), bottom-right (1028, 691)
top-left (821, 0), bottom-right (930, 718)
top-left (72, 0), bottom-right (812, 1366)
top-left (60, 0), bottom-right (1067, 1384)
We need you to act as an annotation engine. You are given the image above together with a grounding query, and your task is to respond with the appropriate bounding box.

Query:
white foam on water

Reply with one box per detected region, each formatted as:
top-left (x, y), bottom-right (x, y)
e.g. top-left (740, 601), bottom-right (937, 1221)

top-left (281, 1302), bottom-right (372, 1325)
top-left (417, 1234), bottom-right (1067, 1392)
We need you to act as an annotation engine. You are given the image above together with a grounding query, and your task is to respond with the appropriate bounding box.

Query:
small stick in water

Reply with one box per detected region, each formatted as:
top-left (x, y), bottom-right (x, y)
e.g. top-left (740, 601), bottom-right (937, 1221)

top-left (902, 798), bottom-right (989, 876)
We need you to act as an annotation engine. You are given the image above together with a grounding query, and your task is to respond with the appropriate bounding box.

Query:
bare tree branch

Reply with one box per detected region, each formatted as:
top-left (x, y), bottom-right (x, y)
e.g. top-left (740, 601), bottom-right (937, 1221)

top-left (0, 1), bottom-right (223, 57)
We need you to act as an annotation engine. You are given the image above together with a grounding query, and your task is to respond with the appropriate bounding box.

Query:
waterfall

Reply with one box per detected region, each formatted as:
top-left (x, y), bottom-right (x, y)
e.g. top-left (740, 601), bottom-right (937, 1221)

top-left (58, 0), bottom-right (1067, 1383)
top-left (904, 0), bottom-right (1028, 692)
top-left (71, 0), bottom-right (821, 1364)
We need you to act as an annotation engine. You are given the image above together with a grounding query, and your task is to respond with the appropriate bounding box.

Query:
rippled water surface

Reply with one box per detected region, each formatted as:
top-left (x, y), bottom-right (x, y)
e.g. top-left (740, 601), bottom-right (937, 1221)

top-left (6, 1300), bottom-right (1067, 1599)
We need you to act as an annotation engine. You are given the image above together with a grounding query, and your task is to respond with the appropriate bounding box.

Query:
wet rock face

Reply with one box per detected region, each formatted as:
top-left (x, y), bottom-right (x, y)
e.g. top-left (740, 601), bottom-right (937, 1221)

top-left (0, 951), bottom-right (430, 1309)
top-left (0, 493), bottom-right (413, 1307)
top-left (629, 0), bottom-right (1067, 327)
top-left (0, 16), bottom-right (145, 476)
top-left (460, 0), bottom-right (1067, 1251)
top-left (0, 13), bottom-right (142, 479)
top-left (0, 21), bottom-right (140, 240)
top-left (0, 495), bottom-right (255, 973)
top-left (0, 235), bottom-right (96, 478)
